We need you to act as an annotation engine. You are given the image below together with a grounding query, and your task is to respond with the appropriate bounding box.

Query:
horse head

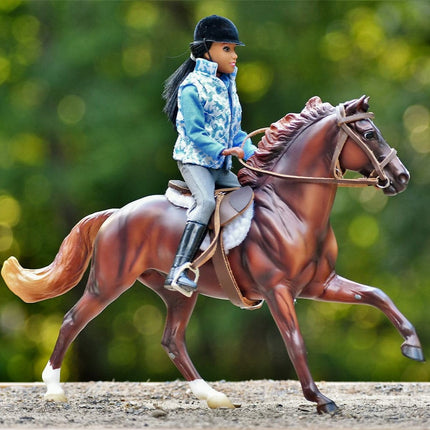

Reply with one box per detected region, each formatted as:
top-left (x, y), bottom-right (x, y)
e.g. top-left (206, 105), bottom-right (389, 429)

top-left (239, 96), bottom-right (409, 196)
top-left (338, 95), bottom-right (410, 195)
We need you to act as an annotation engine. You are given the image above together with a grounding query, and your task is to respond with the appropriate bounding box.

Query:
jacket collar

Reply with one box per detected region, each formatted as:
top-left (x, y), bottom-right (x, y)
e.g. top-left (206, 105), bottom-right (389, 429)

top-left (195, 58), bottom-right (237, 80)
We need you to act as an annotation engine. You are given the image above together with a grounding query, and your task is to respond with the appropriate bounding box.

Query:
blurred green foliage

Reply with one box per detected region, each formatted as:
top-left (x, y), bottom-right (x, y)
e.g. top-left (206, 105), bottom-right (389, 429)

top-left (0, 0), bottom-right (429, 384)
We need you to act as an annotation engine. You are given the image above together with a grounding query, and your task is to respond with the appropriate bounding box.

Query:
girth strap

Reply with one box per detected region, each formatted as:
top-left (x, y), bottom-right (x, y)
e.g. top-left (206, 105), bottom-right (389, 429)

top-left (211, 230), bottom-right (264, 310)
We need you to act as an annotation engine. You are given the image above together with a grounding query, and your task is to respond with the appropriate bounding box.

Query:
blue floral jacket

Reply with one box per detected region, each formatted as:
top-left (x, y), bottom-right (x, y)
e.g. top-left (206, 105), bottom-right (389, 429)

top-left (173, 58), bottom-right (256, 169)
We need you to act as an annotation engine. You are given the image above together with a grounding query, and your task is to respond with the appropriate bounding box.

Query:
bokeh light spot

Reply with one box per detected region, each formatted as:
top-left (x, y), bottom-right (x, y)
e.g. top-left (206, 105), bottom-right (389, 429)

top-left (122, 45), bottom-right (151, 77)
top-left (0, 224), bottom-right (14, 252)
top-left (404, 105), bottom-right (430, 153)
top-left (403, 104), bottom-right (429, 133)
top-left (10, 133), bottom-right (47, 165)
top-left (0, 56), bottom-right (11, 85)
top-left (0, 0), bottom-right (21, 11)
top-left (348, 215), bottom-right (379, 248)
top-left (358, 187), bottom-right (388, 213)
top-left (0, 195), bottom-right (21, 226)
top-left (236, 62), bottom-right (273, 102)
top-left (321, 32), bottom-right (350, 62)
top-left (378, 39), bottom-right (412, 80)
top-left (347, 326), bottom-right (377, 350)
top-left (57, 95), bottom-right (86, 125)
top-left (349, 8), bottom-right (385, 56)
top-left (413, 57), bottom-right (430, 87)
top-left (0, 302), bottom-right (26, 334)
top-left (39, 315), bottom-right (64, 349)
top-left (124, 1), bottom-right (159, 30)
top-left (10, 79), bottom-right (48, 109)
top-left (409, 127), bottom-right (430, 154)
top-left (133, 304), bottom-right (163, 336)
top-left (11, 14), bottom-right (40, 44)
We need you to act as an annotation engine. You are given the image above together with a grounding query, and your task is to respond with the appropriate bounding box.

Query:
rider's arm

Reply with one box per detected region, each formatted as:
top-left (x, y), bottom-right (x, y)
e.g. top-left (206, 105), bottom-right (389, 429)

top-left (232, 130), bottom-right (257, 160)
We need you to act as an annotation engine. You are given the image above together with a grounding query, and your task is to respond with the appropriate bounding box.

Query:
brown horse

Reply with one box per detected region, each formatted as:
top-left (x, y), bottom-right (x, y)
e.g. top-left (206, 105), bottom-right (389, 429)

top-left (1, 96), bottom-right (424, 414)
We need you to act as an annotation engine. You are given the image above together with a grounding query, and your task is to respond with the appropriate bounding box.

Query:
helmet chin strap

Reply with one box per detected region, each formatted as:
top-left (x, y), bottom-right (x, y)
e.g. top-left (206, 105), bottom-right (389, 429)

top-left (203, 38), bottom-right (213, 62)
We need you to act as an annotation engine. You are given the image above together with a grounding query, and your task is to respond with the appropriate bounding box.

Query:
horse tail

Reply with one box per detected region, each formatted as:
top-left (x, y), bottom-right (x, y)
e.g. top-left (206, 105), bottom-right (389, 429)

top-left (1, 209), bottom-right (117, 303)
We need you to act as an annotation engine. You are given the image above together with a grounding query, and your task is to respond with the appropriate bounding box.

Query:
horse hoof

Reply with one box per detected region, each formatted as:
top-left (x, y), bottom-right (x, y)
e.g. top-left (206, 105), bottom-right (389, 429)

top-left (317, 401), bottom-right (338, 415)
top-left (207, 392), bottom-right (236, 409)
top-left (44, 392), bottom-right (68, 402)
top-left (401, 344), bottom-right (425, 362)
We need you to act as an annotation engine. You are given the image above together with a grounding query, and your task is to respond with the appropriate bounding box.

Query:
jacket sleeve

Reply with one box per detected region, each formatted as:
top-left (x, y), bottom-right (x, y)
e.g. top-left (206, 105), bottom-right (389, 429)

top-left (180, 85), bottom-right (226, 159)
top-left (233, 130), bottom-right (258, 160)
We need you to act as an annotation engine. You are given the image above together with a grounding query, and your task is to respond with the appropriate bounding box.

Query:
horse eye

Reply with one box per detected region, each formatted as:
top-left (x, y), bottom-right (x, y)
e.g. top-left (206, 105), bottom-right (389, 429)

top-left (363, 131), bottom-right (375, 140)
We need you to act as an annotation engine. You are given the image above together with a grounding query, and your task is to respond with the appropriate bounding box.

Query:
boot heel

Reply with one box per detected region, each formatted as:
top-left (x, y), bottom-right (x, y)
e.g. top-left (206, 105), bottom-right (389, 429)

top-left (164, 221), bottom-right (207, 295)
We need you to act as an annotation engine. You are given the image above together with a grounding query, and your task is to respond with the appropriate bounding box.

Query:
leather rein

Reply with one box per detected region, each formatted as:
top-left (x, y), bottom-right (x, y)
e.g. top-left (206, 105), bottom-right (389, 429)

top-left (239, 103), bottom-right (398, 188)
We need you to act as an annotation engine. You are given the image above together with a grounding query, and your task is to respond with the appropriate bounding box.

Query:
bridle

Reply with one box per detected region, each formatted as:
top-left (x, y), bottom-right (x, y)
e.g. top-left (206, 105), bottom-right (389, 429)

top-left (239, 103), bottom-right (398, 188)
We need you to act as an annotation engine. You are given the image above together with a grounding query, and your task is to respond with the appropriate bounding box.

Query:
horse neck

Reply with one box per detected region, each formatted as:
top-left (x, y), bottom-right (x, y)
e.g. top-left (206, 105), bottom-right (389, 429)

top-left (255, 115), bottom-right (339, 228)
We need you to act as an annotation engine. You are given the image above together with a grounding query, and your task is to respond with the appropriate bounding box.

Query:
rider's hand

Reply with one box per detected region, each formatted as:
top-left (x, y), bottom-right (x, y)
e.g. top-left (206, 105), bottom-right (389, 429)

top-left (222, 147), bottom-right (245, 159)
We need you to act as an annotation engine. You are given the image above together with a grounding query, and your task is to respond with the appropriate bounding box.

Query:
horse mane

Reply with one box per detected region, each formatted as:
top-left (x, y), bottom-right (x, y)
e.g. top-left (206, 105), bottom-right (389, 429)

top-left (238, 96), bottom-right (335, 187)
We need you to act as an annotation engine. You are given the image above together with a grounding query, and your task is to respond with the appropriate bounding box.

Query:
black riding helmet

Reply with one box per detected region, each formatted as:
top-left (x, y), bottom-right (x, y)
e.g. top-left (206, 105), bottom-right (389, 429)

top-left (193, 15), bottom-right (245, 46)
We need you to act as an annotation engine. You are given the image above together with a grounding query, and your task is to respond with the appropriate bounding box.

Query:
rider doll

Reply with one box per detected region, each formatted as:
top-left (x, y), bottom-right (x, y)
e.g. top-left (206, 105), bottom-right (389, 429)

top-left (163, 15), bottom-right (256, 296)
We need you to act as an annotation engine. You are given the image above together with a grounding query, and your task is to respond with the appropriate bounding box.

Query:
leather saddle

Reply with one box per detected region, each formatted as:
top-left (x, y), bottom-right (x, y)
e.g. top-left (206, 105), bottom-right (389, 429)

top-left (167, 180), bottom-right (264, 310)
top-left (168, 179), bottom-right (253, 227)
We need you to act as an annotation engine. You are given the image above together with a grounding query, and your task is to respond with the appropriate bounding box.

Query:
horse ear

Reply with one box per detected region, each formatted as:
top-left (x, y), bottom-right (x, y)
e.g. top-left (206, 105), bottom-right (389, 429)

top-left (359, 95), bottom-right (370, 112)
top-left (344, 95), bottom-right (370, 115)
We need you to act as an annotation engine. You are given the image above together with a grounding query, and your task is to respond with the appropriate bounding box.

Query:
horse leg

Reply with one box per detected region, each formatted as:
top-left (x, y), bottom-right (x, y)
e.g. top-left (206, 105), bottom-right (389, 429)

top-left (140, 271), bottom-right (235, 409)
top-left (42, 266), bottom-right (131, 401)
top-left (302, 273), bottom-right (424, 362)
top-left (265, 285), bottom-right (338, 414)
top-left (162, 293), bottom-right (236, 409)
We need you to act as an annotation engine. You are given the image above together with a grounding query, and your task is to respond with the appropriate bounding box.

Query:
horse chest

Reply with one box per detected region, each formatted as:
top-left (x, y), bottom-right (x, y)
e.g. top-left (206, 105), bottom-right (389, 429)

top-left (246, 213), bottom-right (330, 292)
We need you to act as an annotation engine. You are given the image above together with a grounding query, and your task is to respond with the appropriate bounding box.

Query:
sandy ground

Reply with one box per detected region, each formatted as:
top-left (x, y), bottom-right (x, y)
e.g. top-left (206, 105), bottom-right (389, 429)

top-left (0, 380), bottom-right (429, 429)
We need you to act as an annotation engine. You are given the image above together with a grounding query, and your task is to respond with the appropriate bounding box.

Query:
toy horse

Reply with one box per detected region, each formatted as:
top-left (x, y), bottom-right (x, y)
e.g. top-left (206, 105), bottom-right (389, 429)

top-left (2, 96), bottom-right (424, 414)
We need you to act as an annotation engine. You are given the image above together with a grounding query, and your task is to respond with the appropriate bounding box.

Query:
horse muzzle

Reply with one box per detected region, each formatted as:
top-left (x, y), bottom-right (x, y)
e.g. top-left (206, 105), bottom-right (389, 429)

top-left (379, 160), bottom-right (410, 196)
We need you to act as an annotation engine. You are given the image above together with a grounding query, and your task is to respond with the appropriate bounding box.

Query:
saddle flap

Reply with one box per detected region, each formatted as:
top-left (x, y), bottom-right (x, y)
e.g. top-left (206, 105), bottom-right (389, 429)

top-left (219, 186), bottom-right (253, 227)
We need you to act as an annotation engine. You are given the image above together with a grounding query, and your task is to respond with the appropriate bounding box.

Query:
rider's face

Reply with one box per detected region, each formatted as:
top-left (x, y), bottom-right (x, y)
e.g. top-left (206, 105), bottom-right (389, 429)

top-left (205, 42), bottom-right (238, 76)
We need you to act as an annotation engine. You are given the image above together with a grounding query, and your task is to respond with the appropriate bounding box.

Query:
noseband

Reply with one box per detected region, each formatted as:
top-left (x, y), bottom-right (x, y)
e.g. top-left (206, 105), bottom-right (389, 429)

top-left (239, 103), bottom-right (398, 188)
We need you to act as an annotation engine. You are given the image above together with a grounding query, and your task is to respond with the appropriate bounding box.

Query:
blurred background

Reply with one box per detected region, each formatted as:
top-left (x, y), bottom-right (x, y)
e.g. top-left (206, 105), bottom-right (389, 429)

top-left (0, 0), bottom-right (429, 384)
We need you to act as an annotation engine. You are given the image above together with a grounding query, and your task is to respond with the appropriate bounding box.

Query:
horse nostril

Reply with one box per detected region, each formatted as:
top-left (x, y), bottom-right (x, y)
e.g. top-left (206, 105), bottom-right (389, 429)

top-left (398, 173), bottom-right (410, 185)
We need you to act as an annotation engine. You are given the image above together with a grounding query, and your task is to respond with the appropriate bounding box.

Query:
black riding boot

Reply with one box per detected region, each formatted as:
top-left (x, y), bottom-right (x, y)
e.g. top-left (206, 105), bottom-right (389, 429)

top-left (164, 221), bottom-right (207, 296)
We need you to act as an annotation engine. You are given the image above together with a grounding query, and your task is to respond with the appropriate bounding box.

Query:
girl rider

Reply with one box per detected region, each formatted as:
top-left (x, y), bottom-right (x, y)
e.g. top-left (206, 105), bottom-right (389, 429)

top-left (163, 15), bottom-right (256, 296)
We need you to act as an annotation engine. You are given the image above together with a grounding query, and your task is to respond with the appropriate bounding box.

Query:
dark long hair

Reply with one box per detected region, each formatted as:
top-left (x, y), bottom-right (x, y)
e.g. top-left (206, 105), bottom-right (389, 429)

top-left (163, 41), bottom-right (212, 125)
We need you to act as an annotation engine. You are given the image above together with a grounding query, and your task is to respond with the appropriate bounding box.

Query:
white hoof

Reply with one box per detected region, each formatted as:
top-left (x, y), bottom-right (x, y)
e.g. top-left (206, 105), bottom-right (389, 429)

top-left (207, 391), bottom-right (235, 409)
top-left (44, 392), bottom-right (68, 402)
top-left (188, 379), bottom-right (236, 409)
top-left (42, 362), bottom-right (67, 402)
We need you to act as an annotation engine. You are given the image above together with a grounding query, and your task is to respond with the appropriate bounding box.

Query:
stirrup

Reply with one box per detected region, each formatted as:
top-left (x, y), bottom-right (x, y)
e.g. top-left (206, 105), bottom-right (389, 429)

top-left (170, 262), bottom-right (200, 298)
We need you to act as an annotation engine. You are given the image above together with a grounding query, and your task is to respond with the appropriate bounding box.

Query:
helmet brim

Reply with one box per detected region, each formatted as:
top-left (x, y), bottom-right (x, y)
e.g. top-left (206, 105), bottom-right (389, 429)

top-left (197, 39), bottom-right (245, 46)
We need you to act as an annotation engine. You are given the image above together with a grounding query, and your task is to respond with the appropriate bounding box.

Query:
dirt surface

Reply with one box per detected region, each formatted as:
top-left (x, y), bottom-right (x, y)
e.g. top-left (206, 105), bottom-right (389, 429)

top-left (0, 380), bottom-right (429, 429)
